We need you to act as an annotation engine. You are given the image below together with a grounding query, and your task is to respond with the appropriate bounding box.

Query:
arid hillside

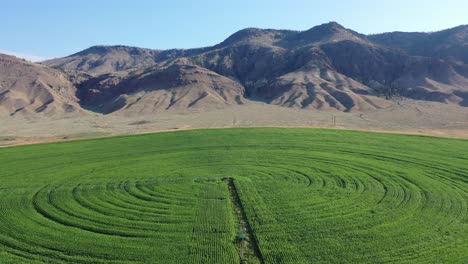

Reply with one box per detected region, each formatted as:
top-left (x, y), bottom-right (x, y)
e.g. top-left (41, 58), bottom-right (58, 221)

top-left (1, 22), bottom-right (467, 118)
top-left (0, 54), bottom-right (83, 117)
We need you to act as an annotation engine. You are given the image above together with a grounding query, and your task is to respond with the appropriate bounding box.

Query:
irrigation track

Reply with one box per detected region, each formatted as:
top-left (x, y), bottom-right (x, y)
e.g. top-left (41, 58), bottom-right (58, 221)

top-left (225, 177), bottom-right (264, 264)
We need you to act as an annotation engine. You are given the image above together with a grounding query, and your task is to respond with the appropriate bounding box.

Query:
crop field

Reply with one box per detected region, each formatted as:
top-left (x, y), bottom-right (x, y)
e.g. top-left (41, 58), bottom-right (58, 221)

top-left (0, 128), bottom-right (466, 263)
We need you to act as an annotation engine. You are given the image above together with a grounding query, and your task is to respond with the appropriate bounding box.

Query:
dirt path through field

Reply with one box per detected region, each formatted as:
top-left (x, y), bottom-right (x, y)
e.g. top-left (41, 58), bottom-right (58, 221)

top-left (226, 177), bottom-right (264, 264)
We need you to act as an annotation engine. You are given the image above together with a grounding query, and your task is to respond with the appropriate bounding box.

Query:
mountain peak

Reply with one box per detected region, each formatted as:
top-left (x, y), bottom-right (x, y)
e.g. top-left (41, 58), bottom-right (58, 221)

top-left (286, 21), bottom-right (367, 45)
top-left (221, 28), bottom-right (266, 45)
top-left (218, 28), bottom-right (296, 47)
top-left (73, 45), bottom-right (158, 56)
top-left (306, 22), bottom-right (347, 33)
top-left (318, 21), bottom-right (345, 30)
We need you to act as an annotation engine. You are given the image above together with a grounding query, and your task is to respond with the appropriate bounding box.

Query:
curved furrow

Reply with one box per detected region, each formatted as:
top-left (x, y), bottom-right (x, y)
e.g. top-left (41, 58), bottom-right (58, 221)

top-left (0, 128), bottom-right (466, 263)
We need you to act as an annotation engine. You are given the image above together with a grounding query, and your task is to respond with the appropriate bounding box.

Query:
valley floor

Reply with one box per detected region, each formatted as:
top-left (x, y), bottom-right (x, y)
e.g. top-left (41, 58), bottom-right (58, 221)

top-left (1, 99), bottom-right (468, 147)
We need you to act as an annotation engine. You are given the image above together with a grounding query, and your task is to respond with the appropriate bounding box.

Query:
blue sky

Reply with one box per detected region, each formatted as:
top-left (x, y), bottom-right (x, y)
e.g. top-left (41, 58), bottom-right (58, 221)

top-left (1, 0), bottom-right (467, 61)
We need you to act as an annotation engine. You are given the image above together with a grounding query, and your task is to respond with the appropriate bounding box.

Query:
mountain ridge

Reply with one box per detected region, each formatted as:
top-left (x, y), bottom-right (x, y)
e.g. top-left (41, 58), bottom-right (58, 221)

top-left (1, 22), bottom-right (466, 117)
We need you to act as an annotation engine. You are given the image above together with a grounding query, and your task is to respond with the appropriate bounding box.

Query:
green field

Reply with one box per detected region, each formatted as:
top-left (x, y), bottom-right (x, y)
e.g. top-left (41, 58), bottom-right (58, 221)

top-left (0, 128), bottom-right (466, 263)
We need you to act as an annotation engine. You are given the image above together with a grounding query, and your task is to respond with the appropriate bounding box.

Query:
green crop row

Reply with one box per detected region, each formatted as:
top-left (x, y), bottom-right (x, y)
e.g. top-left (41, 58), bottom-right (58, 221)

top-left (0, 128), bottom-right (466, 263)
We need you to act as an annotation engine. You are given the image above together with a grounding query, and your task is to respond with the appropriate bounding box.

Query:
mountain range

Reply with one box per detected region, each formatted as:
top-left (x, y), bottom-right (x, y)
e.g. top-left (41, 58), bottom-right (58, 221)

top-left (1, 22), bottom-right (467, 117)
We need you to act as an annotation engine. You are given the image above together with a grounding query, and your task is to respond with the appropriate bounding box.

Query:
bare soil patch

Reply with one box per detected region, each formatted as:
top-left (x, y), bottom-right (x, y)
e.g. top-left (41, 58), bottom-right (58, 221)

top-left (1, 99), bottom-right (467, 147)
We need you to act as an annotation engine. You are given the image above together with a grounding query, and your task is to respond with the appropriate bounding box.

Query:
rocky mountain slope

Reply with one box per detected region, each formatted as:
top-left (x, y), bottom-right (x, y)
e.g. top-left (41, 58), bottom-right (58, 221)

top-left (368, 25), bottom-right (468, 64)
top-left (2, 22), bottom-right (467, 117)
top-left (76, 64), bottom-right (245, 114)
top-left (0, 54), bottom-right (83, 117)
